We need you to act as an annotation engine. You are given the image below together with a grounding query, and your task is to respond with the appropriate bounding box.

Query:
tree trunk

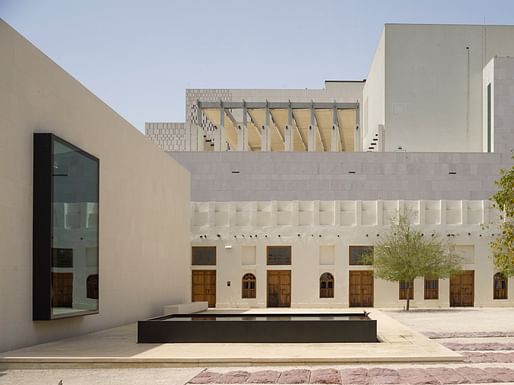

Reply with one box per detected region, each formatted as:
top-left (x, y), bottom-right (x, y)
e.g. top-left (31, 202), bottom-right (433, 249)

top-left (406, 281), bottom-right (411, 311)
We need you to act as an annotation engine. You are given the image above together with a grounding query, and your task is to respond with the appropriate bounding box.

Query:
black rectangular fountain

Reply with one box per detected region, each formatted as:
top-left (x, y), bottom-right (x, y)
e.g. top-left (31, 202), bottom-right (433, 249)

top-left (137, 312), bottom-right (377, 343)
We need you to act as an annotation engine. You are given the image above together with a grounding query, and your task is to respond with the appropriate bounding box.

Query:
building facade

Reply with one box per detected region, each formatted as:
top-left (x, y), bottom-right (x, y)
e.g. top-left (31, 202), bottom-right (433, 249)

top-left (0, 19), bottom-right (191, 352)
top-left (146, 24), bottom-right (514, 309)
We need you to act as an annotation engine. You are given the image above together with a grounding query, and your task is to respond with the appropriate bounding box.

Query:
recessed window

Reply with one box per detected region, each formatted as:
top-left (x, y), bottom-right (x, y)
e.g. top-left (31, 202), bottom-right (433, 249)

top-left (192, 246), bottom-right (216, 265)
top-left (493, 273), bottom-right (508, 300)
top-left (349, 246), bottom-right (373, 265)
top-left (424, 277), bottom-right (439, 300)
top-left (399, 280), bottom-right (414, 300)
top-left (487, 83), bottom-right (492, 153)
top-left (267, 246), bottom-right (291, 265)
top-left (242, 273), bottom-right (256, 299)
top-left (33, 134), bottom-right (99, 320)
top-left (320, 273), bottom-right (334, 298)
top-left (52, 248), bottom-right (73, 268)
top-left (87, 274), bottom-right (99, 299)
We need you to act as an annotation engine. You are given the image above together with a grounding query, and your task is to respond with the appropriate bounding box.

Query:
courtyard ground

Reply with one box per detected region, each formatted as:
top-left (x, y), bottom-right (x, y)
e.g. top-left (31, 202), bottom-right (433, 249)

top-left (1, 308), bottom-right (513, 385)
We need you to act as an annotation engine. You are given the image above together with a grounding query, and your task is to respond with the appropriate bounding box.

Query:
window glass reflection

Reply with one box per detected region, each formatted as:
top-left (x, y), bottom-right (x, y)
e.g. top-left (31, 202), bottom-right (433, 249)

top-left (51, 138), bottom-right (98, 317)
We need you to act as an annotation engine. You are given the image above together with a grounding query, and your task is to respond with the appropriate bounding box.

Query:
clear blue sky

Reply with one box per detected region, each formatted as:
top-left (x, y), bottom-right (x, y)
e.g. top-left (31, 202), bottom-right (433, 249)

top-left (2, 0), bottom-right (514, 132)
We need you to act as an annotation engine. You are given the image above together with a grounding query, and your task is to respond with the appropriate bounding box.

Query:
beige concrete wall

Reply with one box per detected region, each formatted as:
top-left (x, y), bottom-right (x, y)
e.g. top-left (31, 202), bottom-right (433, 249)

top-left (0, 19), bottom-right (191, 352)
top-left (191, 200), bottom-right (513, 309)
top-left (384, 24), bottom-right (514, 152)
top-left (491, 57), bottom-right (514, 155)
top-left (362, 29), bottom-right (385, 151)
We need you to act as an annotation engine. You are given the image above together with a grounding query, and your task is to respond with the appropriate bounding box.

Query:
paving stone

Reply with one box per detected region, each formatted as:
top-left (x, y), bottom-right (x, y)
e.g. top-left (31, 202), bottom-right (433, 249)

top-left (464, 351), bottom-right (514, 363)
top-left (463, 352), bottom-right (490, 363)
top-left (455, 367), bottom-right (497, 383)
top-left (444, 342), bottom-right (514, 351)
top-left (367, 367), bottom-right (400, 384)
top-left (426, 331), bottom-right (514, 339)
top-left (483, 367), bottom-right (514, 382)
top-left (340, 368), bottom-right (368, 385)
top-left (309, 368), bottom-right (341, 384)
top-left (216, 370), bottom-right (250, 384)
top-left (189, 371), bottom-right (222, 384)
top-left (398, 368), bottom-right (440, 385)
top-left (425, 368), bottom-right (467, 384)
top-left (247, 370), bottom-right (281, 384)
top-left (489, 352), bottom-right (514, 363)
top-left (278, 369), bottom-right (311, 384)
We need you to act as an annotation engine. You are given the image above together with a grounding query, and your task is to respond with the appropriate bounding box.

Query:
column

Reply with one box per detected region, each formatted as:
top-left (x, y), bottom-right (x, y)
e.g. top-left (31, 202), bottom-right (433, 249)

top-left (308, 103), bottom-right (316, 152)
top-left (237, 102), bottom-right (248, 151)
top-left (261, 102), bottom-right (271, 151)
top-left (284, 103), bottom-right (294, 151)
top-left (354, 105), bottom-right (362, 152)
top-left (331, 105), bottom-right (340, 152)
top-left (214, 103), bottom-right (227, 152)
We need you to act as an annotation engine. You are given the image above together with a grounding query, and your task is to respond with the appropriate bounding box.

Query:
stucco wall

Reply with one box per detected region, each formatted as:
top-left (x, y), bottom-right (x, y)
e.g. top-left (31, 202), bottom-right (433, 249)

top-left (191, 200), bottom-right (512, 308)
top-left (384, 24), bottom-right (514, 152)
top-left (0, 20), bottom-right (191, 352)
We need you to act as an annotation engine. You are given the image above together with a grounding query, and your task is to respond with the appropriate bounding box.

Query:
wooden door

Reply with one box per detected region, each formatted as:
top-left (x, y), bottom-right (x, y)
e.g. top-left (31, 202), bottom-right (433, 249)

top-left (52, 272), bottom-right (73, 307)
top-left (450, 270), bottom-right (474, 307)
top-left (192, 270), bottom-right (216, 307)
top-left (267, 270), bottom-right (291, 307)
top-left (349, 271), bottom-right (374, 307)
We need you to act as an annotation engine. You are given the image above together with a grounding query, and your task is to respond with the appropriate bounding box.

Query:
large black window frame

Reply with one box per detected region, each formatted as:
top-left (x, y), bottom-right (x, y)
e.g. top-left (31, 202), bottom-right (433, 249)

top-left (33, 133), bottom-right (99, 320)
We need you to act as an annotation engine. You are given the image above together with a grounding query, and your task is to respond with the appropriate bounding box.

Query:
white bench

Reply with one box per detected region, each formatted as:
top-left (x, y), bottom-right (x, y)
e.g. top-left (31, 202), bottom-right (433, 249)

top-left (163, 302), bottom-right (208, 315)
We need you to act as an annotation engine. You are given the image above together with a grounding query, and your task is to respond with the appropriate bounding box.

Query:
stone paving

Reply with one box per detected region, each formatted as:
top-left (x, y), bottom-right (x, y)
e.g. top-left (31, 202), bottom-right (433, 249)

top-left (186, 309), bottom-right (514, 385)
top-left (427, 332), bottom-right (514, 339)
top-left (463, 352), bottom-right (514, 363)
top-left (188, 366), bottom-right (514, 384)
top-left (2, 308), bottom-right (514, 384)
top-left (444, 342), bottom-right (514, 351)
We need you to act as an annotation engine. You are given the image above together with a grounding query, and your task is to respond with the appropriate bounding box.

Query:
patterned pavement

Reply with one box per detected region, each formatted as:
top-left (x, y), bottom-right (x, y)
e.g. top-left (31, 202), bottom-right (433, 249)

top-left (188, 366), bottom-right (514, 384)
top-left (188, 315), bottom-right (514, 385)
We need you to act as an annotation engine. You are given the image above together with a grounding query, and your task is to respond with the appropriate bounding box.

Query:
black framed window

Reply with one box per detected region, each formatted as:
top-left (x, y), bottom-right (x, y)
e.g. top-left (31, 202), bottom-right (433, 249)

top-left (349, 246), bottom-right (373, 265)
top-left (33, 134), bottom-right (99, 320)
top-left (267, 246), bottom-right (291, 265)
top-left (192, 246), bottom-right (216, 265)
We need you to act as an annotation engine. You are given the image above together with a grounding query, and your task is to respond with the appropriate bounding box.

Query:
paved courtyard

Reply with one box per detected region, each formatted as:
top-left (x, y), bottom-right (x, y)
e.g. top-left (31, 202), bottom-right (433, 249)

top-left (1, 308), bottom-right (514, 384)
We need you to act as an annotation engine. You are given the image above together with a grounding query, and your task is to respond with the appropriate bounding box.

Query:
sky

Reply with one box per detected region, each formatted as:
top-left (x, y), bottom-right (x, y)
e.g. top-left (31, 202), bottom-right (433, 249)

top-left (2, 0), bottom-right (514, 133)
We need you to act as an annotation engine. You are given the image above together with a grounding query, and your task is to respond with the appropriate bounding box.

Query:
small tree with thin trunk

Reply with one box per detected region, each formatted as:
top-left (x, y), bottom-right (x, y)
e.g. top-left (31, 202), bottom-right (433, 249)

top-left (490, 158), bottom-right (514, 277)
top-left (371, 213), bottom-right (462, 310)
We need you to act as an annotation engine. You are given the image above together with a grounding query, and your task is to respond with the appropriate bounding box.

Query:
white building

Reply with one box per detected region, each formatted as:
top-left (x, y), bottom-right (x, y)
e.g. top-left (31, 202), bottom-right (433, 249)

top-left (146, 24), bottom-right (514, 309)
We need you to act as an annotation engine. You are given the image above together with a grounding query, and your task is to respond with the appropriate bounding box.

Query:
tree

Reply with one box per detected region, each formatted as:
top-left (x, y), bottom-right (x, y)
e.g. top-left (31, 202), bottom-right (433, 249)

top-left (491, 158), bottom-right (514, 277)
top-left (371, 213), bottom-right (462, 311)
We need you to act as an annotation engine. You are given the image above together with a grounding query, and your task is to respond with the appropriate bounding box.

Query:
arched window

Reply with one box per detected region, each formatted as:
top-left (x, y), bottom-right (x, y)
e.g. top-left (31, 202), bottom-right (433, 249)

top-left (493, 273), bottom-right (508, 300)
top-left (320, 273), bottom-right (334, 298)
top-left (242, 273), bottom-right (256, 299)
top-left (87, 274), bottom-right (98, 299)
